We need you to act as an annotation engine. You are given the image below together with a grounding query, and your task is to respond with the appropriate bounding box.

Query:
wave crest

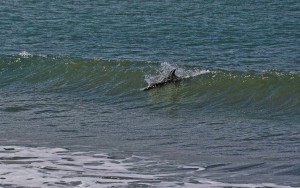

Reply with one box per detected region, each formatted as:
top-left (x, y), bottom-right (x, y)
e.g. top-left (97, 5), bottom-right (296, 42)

top-left (0, 55), bottom-right (299, 116)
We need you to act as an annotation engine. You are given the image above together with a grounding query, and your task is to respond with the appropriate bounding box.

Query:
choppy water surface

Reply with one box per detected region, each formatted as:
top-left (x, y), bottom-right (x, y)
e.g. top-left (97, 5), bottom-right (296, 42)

top-left (0, 1), bottom-right (299, 187)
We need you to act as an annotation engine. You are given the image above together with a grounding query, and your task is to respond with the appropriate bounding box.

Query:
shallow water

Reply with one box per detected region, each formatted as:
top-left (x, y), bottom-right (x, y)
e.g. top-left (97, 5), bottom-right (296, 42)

top-left (0, 146), bottom-right (295, 188)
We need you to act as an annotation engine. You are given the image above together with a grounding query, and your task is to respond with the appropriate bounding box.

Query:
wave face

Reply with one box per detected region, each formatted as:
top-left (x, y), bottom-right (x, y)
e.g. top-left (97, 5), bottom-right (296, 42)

top-left (1, 54), bottom-right (299, 118)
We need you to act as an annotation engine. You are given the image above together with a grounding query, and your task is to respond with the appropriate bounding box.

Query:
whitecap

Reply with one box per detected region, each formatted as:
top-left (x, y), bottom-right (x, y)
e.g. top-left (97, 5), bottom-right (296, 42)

top-left (18, 51), bottom-right (33, 58)
top-left (144, 62), bottom-right (211, 85)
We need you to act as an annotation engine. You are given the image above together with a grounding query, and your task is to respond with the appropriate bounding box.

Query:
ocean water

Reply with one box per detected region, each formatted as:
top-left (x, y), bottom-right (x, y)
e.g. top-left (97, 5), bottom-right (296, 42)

top-left (0, 1), bottom-right (299, 187)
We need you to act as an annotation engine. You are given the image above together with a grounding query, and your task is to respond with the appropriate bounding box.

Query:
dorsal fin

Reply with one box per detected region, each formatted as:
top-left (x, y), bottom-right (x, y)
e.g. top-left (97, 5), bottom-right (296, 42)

top-left (167, 69), bottom-right (177, 80)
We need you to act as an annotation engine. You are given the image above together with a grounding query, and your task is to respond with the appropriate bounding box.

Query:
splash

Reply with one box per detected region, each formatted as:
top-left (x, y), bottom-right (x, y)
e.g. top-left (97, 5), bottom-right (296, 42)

top-left (18, 51), bottom-right (33, 58)
top-left (144, 62), bottom-right (210, 85)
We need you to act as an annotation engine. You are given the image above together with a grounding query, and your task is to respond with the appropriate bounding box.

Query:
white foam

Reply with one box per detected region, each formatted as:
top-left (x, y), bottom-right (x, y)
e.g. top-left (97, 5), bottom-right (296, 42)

top-left (0, 146), bottom-right (293, 188)
top-left (145, 62), bottom-right (210, 85)
top-left (18, 51), bottom-right (33, 58)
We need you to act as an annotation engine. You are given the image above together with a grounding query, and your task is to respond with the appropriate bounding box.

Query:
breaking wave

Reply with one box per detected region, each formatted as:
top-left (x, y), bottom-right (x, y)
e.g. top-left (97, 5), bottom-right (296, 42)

top-left (0, 53), bottom-right (299, 117)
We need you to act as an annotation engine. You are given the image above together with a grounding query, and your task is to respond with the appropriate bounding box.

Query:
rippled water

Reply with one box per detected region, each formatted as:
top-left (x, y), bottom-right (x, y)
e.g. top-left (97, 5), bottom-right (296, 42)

top-left (0, 1), bottom-right (299, 187)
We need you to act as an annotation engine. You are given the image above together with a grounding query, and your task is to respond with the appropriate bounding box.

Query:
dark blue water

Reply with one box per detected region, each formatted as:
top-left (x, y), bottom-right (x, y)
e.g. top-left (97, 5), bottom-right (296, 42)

top-left (1, 1), bottom-right (299, 71)
top-left (0, 1), bottom-right (299, 187)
